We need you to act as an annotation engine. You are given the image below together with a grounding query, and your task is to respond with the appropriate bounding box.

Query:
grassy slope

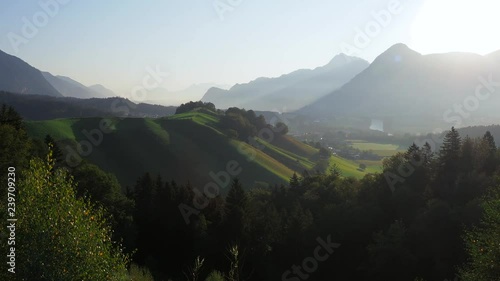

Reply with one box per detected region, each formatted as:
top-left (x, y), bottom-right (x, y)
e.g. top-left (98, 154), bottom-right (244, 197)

top-left (351, 142), bottom-right (400, 151)
top-left (349, 141), bottom-right (403, 157)
top-left (26, 113), bottom-right (297, 189)
top-left (328, 155), bottom-right (380, 178)
top-left (26, 112), bottom-right (379, 189)
top-left (25, 119), bottom-right (78, 140)
top-left (346, 140), bottom-right (403, 172)
top-left (158, 114), bottom-right (294, 187)
top-left (271, 135), bottom-right (318, 158)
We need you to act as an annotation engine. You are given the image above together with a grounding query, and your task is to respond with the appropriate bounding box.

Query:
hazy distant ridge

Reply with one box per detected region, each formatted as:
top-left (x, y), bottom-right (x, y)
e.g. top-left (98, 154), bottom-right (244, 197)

top-left (201, 54), bottom-right (369, 111)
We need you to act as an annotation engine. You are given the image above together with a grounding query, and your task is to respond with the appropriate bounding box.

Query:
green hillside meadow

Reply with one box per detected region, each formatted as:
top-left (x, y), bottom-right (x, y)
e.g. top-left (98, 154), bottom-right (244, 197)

top-left (25, 111), bottom-right (376, 189)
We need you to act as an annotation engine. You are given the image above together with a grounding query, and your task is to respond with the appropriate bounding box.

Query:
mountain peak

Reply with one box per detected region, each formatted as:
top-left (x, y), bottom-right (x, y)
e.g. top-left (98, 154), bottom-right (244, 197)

top-left (89, 84), bottom-right (107, 90)
top-left (328, 53), bottom-right (364, 66)
top-left (387, 43), bottom-right (412, 51)
top-left (373, 43), bottom-right (421, 64)
top-left (89, 84), bottom-right (115, 97)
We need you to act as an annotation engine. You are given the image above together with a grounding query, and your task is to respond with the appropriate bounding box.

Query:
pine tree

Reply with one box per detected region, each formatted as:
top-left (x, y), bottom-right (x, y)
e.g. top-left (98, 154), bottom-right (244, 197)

top-left (436, 127), bottom-right (462, 199)
top-left (406, 143), bottom-right (420, 157)
top-left (439, 127), bottom-right (462, 172)
top-left (422, 142), bottom-right (434, 163)
top-left (0, 104), bottom-right (23, 131)
top-left (483, 131), bottom-right (496, 155)
top-left (133, 172), bottom-right (157, 263)
top-left (481, 131), bottom-right (497, 174)
top-left (134, 173), bottom-right (156, 217)
top-left (223, 178), bottom-right (248, 244)
top-left (289, 172), bottom-right (300, 188)
top-left (460, 135), bottom-right (474, 173)
top-left (153, 174), bottom-right (163, 215)
top-left (404, 143), bottom-right (422, 167)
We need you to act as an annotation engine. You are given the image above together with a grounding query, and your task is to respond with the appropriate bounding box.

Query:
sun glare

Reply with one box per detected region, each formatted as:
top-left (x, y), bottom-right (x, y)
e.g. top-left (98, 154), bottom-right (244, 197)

top-left (411, 0), bottom-right (500, 55)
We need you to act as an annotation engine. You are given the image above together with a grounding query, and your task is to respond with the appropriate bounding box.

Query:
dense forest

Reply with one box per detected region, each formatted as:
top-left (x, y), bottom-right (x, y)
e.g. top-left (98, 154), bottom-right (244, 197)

top-left (1, 104), bottom-right (499, 280)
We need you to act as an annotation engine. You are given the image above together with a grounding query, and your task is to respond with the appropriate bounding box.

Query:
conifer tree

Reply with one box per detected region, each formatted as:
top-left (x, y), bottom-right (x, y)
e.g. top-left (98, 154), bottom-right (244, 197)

top-left (223, 178), bottom-right (248, 244)
top-left (460, 136), bottom-right (475, 173)
top-left (480, 131), bottom-right (497, 174)
top-left (436, 127), bottom-right (462, 198)
top-left (289, 172), bottom-right (300, 188)
top-left (438, 127), bottom-right (462, 173)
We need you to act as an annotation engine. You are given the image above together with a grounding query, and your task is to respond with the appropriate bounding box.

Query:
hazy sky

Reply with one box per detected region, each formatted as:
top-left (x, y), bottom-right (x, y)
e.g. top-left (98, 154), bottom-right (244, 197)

top-left (0, 0), bottom-right (499, 98)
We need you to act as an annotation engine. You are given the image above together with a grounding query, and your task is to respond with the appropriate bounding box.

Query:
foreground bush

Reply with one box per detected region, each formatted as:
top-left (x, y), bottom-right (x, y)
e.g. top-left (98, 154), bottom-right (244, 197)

top-left (460, 186), bottom-right (500, 281)
top-left (13, 150), bottom-right (128, 280)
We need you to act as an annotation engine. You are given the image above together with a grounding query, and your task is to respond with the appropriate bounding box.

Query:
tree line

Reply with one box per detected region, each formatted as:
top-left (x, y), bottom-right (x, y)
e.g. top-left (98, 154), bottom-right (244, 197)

top-left (0, 104), bottom-right (499, 280)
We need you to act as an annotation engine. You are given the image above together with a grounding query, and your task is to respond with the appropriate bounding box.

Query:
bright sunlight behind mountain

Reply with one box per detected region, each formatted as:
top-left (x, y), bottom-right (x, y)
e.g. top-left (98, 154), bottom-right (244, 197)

top-left (411, 0), bottom-right (500, 55)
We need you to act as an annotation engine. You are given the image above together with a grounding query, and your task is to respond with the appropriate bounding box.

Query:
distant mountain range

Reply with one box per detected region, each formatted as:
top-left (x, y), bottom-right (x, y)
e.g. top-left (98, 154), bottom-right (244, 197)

top-left (298, 44), bottom-right (500, 132)
top-left (0, 49), bottom-right (62, 97)
top-left (201, 54), bottom-right (369, 111)
top-left (0, 49), bottom-right (114, 99)
top-left (42, 72), bottom-right (115, 99)
top-left (3, 45), bottom-right (500, 133)
top-left (143, 83), bottom-right (231, 106)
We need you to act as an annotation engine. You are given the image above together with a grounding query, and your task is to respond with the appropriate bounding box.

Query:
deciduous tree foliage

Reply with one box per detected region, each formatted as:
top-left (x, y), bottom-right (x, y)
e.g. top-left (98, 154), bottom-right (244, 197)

top-left (15, 150), bottom-right (129, 280)
top-left (460, 186), bottom-right (500, 281)
top-left (0, 105), bottom-right (136, 280)
top-left (71, 162), bottom-right (135, 252)
top-left (176, 101), bottom-right (216, 115)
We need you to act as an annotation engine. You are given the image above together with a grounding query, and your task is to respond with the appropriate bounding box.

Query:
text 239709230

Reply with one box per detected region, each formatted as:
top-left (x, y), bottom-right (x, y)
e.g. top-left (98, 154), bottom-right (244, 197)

top-left (7, 167), bottom-right (16, 274)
